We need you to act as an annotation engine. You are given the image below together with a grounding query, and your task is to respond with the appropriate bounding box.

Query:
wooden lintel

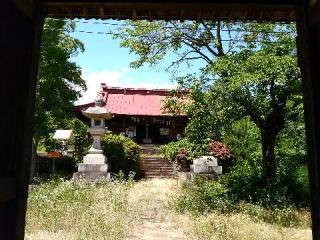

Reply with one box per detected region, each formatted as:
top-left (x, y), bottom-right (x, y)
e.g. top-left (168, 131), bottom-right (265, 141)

top-left (43, 2), bottom-right (300, 22)
top-left (132, 9), bottom-right (137, 20)
top-left (180, 9), bottom-right (185, 22)
top-left (271, 10), bottom-right (280, 22)
top-left (196, 9), bottom-right (202, 22)
top-left (82, 7), bottom-right (88, 17)
top-left (241, 10), bottom-right (248, 21)
top-left (289, 10), bottom-right (296, 21)
top-left (116, 9), bottom-right (121, 20)
top-left (99, 6), bottom-right (104, 18)
top-left (67, 7), bottom-right (73, 18)
top-left (258, 11), bottom-right (264, 22)
top-left (148, 9), bottom-right (153, 21)
top-left (228, 10), bottom-right (233, 22)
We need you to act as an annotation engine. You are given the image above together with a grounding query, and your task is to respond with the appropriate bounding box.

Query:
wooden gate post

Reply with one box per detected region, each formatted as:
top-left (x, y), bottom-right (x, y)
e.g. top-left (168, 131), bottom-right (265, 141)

top-left (0, 0), bottom-right (44, 239)
top-left (296, 1), bottom-right (320, 239)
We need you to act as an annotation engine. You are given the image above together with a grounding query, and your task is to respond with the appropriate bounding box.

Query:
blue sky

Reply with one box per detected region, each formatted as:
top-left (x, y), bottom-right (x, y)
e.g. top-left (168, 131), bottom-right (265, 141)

top-left (69, 19), bottom-right (202, 104)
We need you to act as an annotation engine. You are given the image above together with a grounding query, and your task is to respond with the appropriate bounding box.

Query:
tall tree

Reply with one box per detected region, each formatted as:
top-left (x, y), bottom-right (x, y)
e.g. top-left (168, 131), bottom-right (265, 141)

top-left (113, 21), bottom-right (301, 182)
top-left (113, 20), bottom-right (241, 75)
top-left (33, 18), bottom-right (86, 147)
top-left (211, 24), bottom-right (301, 181)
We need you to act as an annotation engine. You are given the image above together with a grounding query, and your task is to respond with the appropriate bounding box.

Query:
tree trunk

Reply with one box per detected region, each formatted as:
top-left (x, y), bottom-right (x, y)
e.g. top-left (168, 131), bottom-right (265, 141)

top-left (260, 128), bottom-right (278, 182)
top-left (29, 139), bottom-right (39, 183)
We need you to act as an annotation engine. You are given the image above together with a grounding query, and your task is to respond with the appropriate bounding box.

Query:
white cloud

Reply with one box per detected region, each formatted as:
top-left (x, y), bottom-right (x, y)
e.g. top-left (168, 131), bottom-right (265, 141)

top-left (76, 68), bottom-right (176, 105)
top-left (76, 69), bottom-right (124, 105)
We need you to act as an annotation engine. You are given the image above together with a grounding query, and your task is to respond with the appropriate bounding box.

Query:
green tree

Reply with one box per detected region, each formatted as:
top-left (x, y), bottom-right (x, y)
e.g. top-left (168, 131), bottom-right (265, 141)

top-left (33, 18), bottom-right (86, 148)
top-left (113, 20), bottom-right (238, 74)
top-left (113, 21), bottom-right (302, 182)
top-left (211, 24), bottom-right (301, 181)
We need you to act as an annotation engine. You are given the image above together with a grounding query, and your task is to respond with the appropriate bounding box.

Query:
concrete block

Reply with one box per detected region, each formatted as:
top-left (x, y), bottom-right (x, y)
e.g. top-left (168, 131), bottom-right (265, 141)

top-left (83, 154), bottom-right (107, 164)
top-left (78, 163), bottom-right (108, 173)
top-left (73, 172), bottom-right (110, 181)
top-left (186, 172), bottom-right (218, 181)
top-left (193, 156), bottom-right (218, 166)
top-left (190, 165), bottom-right (222, 175)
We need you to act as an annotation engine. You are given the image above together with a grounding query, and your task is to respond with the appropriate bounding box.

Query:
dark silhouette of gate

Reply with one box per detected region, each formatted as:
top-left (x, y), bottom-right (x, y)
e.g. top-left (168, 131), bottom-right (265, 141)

top-left (1, 0), bottom-right (320, 239)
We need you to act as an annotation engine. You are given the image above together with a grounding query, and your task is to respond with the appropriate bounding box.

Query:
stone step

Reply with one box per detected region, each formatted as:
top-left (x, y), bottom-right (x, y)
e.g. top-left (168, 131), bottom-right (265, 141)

top-left (142, 165), bottom-right (173, 169)
top-left (142, 169), bottom-right (174, 172)
top-left (141, 166), bottom-right (173, 170)
top-left (144, 175), bottom-right (176, 179)
top-left (143, 175), bottom-right (176, 178)
top-left (141, 157), bottom-right (166, 160)
top-left (143, 173), bottom-right (175, 177)
top-left (142, 166), bottom-right (174, 169)
top-left (142, 169), bottom-right (174, 173)
top-left (140, 145), bottom-right (175, 178)
top-left (141, 162), bottom-right (172, 166)
top-left (141, 161), bottom-right (170, 163)
top-left (141, 158), bottom-right (168, 160)
top-left (141, 159), bottom-right (170, 163)
top-left (143, 172), bottom-right (174, 175)
top-left (142, 168), bottom-right (174, 172)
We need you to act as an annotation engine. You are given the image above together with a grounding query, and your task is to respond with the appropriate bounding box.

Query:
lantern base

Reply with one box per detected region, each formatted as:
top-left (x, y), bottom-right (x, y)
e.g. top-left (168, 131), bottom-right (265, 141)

top-left (73, 153), bottom-right (110, 181)
top-left (73, 171), bottom-right (110, 181)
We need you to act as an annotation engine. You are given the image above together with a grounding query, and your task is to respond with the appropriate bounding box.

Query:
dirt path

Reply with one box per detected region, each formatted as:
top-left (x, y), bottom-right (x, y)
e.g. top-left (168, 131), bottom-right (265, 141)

top-left (125, 179), bottom-right (190, 240)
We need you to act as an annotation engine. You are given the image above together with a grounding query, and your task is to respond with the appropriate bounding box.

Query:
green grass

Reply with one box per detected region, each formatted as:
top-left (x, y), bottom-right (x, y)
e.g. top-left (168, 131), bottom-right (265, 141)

top-left (26, 178), bottom-right (132, 240)
top-left (25, 178), bottom-right (311, 240)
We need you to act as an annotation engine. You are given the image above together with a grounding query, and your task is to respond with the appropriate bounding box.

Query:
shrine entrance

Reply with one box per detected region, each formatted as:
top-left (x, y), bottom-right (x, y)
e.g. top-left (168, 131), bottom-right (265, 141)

top-left (1, 1), bottom-right (320, 239)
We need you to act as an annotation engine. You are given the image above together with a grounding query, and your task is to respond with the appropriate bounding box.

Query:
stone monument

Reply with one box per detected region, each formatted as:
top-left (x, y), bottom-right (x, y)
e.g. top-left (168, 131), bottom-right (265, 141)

top-left (73, 93), bottom-right (113, 180)
top-left (187, 156), bottom-right (222, 181)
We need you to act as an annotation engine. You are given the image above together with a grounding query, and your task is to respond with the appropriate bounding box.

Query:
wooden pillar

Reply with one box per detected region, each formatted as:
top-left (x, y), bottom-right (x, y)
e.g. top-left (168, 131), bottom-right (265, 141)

top-left (122, 117), bottom-right (126, 132)
top-left (296, 1), bottom-right (320, 239)
top-left (145, 122), bottom-right (149, 139)
top-left (0, 0), bottom-right (44, 239)
top-left (171, 118), bottom-right (176, 141)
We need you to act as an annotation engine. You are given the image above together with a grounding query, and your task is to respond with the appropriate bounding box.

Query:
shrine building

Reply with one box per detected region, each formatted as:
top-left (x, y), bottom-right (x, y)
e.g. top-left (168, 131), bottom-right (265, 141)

top-left (75, 84), bottom-right (188, 144)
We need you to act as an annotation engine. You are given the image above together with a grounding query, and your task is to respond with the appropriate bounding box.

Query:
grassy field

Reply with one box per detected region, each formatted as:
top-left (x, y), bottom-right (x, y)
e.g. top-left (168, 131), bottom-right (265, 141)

top-left (25, 179), bottom-right (311, 240)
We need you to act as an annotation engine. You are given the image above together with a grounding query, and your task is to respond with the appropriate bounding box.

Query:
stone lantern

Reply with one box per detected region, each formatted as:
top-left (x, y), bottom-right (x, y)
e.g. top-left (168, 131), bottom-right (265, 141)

top-left (73, 94), bottom-right (113, 180)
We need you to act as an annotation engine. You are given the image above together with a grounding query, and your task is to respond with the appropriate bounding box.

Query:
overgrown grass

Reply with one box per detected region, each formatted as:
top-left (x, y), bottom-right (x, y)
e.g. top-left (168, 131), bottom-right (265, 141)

top-left (26, 178), bottom-right (133, 240)
top-left (26, 178), bottom-right (311, 240)
top-left (173, 177), bottom-right (311, 228)
top-left (191, 213), bottom-right (311, 240)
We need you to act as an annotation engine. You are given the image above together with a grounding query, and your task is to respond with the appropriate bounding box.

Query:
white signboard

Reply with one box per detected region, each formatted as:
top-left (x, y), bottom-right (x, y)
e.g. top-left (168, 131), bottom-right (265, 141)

top-left (53, 130), bottom-right (73, 140)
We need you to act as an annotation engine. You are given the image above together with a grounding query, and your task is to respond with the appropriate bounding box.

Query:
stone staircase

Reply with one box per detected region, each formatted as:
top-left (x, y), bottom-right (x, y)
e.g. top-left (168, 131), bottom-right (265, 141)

top-left (140, 144), bottom-right (175, 178)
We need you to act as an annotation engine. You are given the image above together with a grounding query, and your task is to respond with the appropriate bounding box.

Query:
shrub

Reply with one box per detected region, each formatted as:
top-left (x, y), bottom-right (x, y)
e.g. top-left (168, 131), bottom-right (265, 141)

top-left (277, 161), bottom-right (310, 207)
top-left (73, 134), bottom-right (92, 163)
top-left (209, 140), bottom-right (235, 173)
top-left (101, 134), bottom-right (142, 179)
top-left (160, 139), bottom-right (199, 172)
top-left (174, 176), bottom-right (233, 215)
top-left (209, 140), bottom-right (232, 160)
top-left (220, 159), bottom-right (292, 206)
top-left (37, 156), bottom-right (77, 177)
top-left (160, 139), bottom-right (191, 161)
top-left (290, 166), bottom-right (310, 206)
top-left (238, 202), bottom-right (310, 227)
top-left (220, 160), bottom-right (263, 203)
top-left (221, 159), bottom-right (310, 207)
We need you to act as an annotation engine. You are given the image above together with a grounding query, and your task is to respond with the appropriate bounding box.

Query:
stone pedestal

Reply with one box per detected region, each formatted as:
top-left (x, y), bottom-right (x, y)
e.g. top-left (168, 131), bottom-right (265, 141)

top-left (187, 156), bottom-right (222, 181)
top-left (73, 154), bottom-right (110, 181)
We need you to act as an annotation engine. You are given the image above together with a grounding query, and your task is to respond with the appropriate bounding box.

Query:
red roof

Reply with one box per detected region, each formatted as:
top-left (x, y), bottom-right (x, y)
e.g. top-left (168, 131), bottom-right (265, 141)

top-left (76, 86), bottom-right (187, 117)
